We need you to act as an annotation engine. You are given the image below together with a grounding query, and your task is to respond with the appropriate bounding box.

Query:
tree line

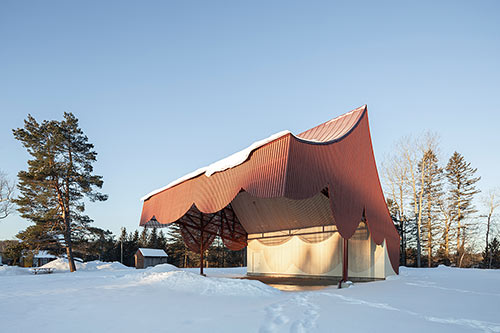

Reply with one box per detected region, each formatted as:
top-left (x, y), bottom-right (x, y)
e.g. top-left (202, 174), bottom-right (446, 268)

top-left (1, 224), bottom-right (245, 269)
top-left (116, 224), bottom-right (245, 268)
top-left (383, 133), bottom-right (500, 268)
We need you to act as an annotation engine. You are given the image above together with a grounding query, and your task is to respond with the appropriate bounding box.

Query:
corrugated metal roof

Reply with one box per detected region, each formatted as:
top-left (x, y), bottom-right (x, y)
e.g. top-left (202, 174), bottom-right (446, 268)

top-left (139, 105), bottom-right (400, 273)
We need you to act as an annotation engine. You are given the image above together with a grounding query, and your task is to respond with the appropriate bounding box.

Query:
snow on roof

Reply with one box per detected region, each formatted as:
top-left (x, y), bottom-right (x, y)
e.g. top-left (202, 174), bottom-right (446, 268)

top-left (141, 130), bottom-right (291, 201)
top-left (138, 248), bottom-right (168, 257)
top-left (34, 251), bottom-right (57, 259)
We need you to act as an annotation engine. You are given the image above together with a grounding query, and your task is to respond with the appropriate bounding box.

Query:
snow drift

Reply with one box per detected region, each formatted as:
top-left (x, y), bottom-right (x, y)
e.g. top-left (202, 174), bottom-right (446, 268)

top-left (0, 265), bottom-right (31, 276)
top-left (123, 264), bottom-right (278, 297)
top-left (42, 259), bottom-right (129, 272)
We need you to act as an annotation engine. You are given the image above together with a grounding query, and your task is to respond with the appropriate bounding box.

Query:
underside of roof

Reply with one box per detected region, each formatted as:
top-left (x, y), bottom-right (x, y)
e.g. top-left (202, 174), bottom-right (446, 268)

top-left (140, 105), bottom-right (400, 273)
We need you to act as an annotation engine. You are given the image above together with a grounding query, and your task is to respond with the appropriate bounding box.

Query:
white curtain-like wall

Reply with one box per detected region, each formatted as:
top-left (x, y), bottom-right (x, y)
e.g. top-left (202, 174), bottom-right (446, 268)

top-left (247, 223), bottom-right (396, 280)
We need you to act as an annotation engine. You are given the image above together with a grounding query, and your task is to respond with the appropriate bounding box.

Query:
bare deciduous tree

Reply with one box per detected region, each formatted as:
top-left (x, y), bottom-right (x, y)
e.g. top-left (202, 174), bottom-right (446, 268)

top-left (383, 133), bottom-right (440, 267)
top-left (382, 147), bottom-right (410, 265)
top-left (483, 189), bottom-right (500, 269)
top-left (0, 171), bottom-right (15, 220)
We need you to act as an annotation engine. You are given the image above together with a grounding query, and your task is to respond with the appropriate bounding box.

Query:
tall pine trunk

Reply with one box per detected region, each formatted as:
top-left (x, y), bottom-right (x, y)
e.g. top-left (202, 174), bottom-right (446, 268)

top-left (63, 210), bottom-right (77, 272)
top-left (444, 222), bottom-right (450, 259)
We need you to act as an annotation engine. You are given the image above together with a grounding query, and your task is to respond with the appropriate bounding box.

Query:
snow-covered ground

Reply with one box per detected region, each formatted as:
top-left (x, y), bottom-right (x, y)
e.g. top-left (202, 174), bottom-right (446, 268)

top-left (0, 261), bottom-right (498, 332)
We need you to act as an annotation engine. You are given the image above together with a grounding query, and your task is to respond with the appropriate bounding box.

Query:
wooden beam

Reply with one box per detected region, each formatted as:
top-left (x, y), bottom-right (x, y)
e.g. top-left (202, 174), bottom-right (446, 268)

top-left (176, 220), bottom-right (246, 245)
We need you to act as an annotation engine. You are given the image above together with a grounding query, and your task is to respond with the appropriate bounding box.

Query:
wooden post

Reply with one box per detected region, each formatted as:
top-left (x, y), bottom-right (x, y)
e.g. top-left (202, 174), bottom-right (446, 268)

top-left (200, 244), bottom-right (204, 275)
top-left (200, 212), bottom-right (204, 276)
top-left (342, 237), bottom-right (348, 283)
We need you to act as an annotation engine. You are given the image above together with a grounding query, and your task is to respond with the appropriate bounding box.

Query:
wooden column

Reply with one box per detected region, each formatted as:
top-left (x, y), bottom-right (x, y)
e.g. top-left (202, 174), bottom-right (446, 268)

top-left (200, 211), bottom-right (204, 276)
top-left (342, 237), bottom-right (348, 282)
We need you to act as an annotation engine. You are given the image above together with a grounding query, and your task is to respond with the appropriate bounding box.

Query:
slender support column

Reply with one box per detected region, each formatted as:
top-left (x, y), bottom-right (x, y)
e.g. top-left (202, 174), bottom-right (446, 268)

top-left (341, 237), bottom-right (349, 284)
top-left (200, 245), bottom-right (204, 276)
top-left (200, 212), bottom-right (204, 276)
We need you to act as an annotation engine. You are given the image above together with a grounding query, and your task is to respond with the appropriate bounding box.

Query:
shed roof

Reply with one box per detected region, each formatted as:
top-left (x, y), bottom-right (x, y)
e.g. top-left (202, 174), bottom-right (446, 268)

top-left (138, 248), bottom-right (168, 257)
top-left (34, 251), bottom-right (57, 259)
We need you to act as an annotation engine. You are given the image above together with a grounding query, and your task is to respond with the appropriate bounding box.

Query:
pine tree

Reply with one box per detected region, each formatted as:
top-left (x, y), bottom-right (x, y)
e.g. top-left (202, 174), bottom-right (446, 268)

top-left (445, 152), bottom-right (480, 266)
top-left (2, 241), bottom-right (24, 265)
top-left (166, 223), bottom-right (190, 267)
top-left (487, 238), bottom-right (500, 268)
top-left (85, 227), bottom-right (116, 261)
top-left (418, 149), bottom-right (442, 267)
top-left (139, 228), bottom-right (149, 248)
top-left (148, 227), bottom-right (159, 248)
top-left (414, 146), bottom-right (439, 267)
top-left (13, 113), bottom-right (107, 272)
top-left (157, 230), bottom-right (167, 250)
top-left (387, 198), bottom-right (408, 266)
top-left (128, 229), bottom-right (139, 265)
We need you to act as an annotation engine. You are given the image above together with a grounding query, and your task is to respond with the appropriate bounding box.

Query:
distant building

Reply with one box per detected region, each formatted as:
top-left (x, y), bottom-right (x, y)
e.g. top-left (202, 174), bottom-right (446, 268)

top-left (33, 251), bottom-right (57, 267)
top-left (135, 248), bottom-right (168, 269)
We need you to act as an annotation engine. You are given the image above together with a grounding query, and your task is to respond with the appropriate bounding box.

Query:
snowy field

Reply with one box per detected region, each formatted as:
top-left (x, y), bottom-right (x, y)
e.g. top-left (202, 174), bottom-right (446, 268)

top-left (0, 260), bottom-right (499, 333)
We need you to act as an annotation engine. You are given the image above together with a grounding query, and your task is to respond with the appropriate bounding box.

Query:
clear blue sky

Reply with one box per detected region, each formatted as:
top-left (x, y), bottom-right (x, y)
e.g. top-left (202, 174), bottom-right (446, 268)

top-left (1, 1), bottom-right (499, 239)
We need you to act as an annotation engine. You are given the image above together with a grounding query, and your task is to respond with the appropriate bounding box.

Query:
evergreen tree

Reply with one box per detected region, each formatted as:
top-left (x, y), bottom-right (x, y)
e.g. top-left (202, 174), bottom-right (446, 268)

top-left (165, 223), bottom-right (190, 267)
top-left (128, 229), bottom-right (139, 265)
top-left (445, 152), bottom-right (480, 266)
top-left (115, 227), bottom-right (139, 266)
top-left (15, 224), bottom-right (62, 254)
top-left (486, 237), bottom-right (500, 268)
top-left (139, 228), bottom-right (149, 248)
top-left (157, 230), bottom-right (167, 250)
top-left (418, 149), bottom-right (443, 267)
top-left (2, 241), bottom-right (24, 265)
top-left (81, 227), bottom-right (116, 261)
top-left (387, 198), bottom-right (408, 266)
top-left (148, 227), bottom-right (159, 248)
top-left (131, 230), bottom-right (140, 245)
top-left (13, 113), bottom-right (107, 272)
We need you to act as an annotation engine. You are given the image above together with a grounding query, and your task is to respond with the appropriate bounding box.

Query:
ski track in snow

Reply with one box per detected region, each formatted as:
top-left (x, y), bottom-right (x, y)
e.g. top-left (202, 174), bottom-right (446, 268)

top-left (404, 281), bottom-right (500, 298)
top-left (321, 292), bottom-right (500, 333)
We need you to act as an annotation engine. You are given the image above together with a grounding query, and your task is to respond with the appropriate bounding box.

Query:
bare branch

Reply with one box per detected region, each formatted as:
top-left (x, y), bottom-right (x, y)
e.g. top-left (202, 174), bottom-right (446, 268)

top-left (0, 171), bottom-right (15, 220)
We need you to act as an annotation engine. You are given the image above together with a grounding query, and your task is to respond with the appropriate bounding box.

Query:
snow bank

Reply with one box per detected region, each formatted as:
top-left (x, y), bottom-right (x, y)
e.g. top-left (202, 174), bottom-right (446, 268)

top-left (147, 263), bottom-right (180, 273)
top-left (0, 265), bottom-right (31, 276)
top-left (140, 130), bottom-right (291, 201)
top-left (84, 261), bottom-right (129, 271)
top-left (42, 259), bottom-right (129, 272)
top-left (127, 268), bottom-right (279, 297)
top-left (42, 258), bottom-right (85, 271)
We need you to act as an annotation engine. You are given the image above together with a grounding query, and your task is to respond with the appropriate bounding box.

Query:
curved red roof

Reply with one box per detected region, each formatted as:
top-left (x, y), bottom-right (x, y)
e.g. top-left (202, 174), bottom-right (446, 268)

top-left (140, 105), bottom-right (400, 273)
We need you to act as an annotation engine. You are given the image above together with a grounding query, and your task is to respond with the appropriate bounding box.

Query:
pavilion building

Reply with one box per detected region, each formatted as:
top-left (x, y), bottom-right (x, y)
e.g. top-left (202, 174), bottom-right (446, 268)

top-left (139, 105), bottom-right (400, 282)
